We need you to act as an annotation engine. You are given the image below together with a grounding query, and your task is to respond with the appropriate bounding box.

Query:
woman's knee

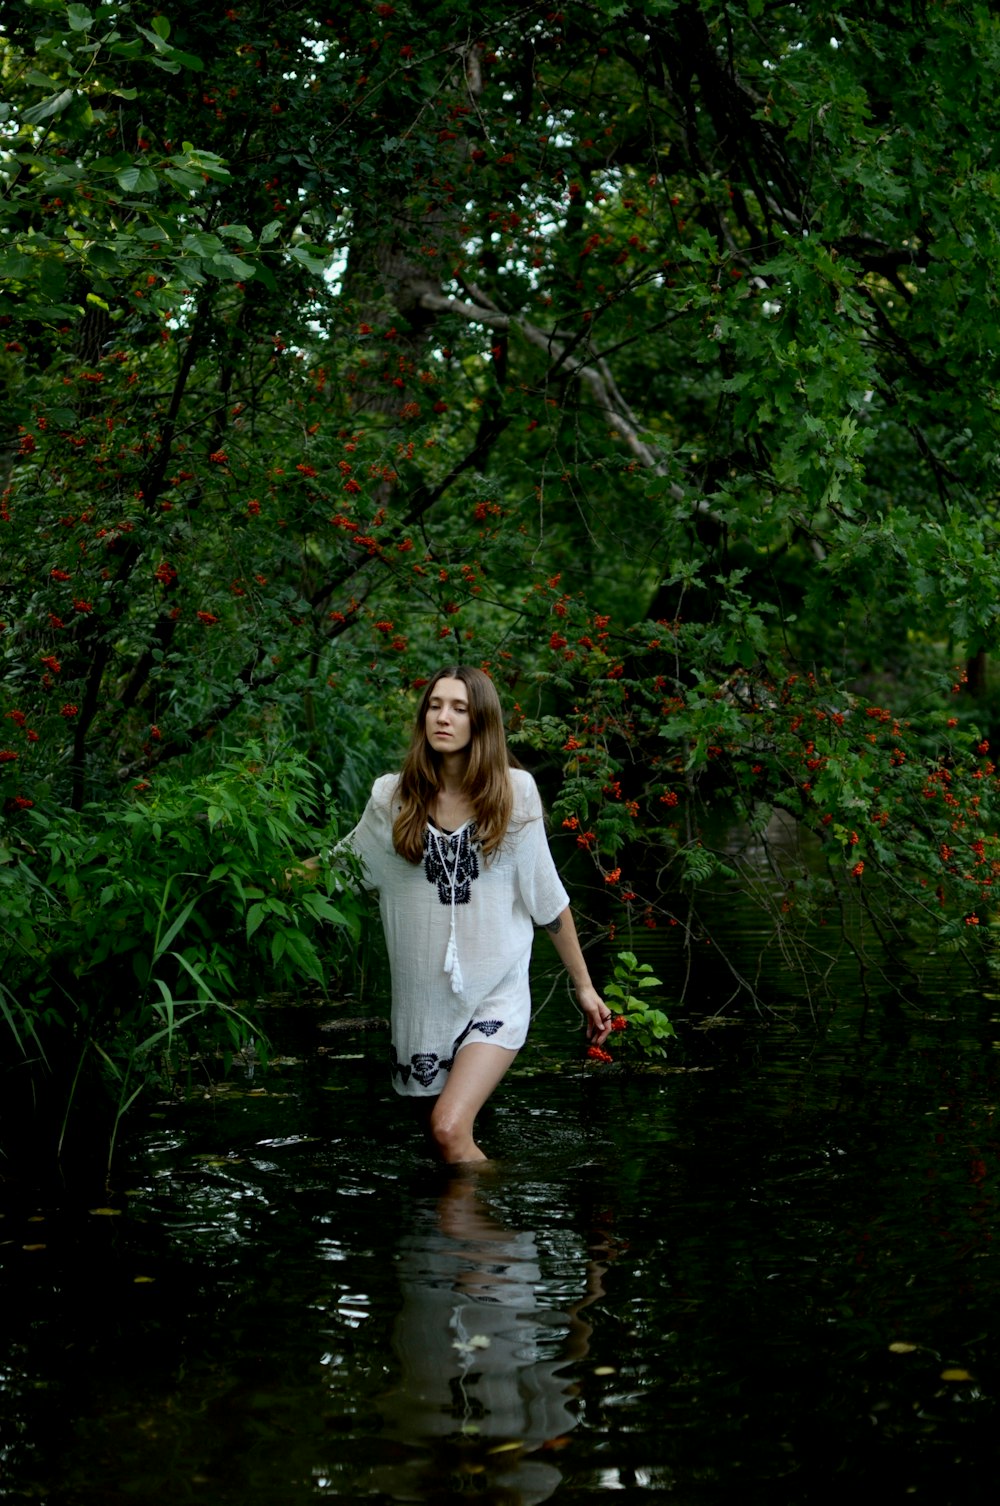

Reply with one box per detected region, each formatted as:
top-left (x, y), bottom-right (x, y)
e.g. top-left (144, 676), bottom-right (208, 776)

top-left (428, 1100), bottom-right (472, 1160)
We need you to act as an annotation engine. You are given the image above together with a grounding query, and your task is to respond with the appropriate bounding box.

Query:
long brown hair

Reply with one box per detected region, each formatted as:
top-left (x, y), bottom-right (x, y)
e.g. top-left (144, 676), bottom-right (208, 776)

top-left (392, 666), bottom-right (515, 862)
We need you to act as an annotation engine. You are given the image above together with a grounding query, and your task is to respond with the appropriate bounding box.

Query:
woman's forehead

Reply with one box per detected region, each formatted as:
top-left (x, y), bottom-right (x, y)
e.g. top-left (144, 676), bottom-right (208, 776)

top-left (429, 677), bottom-right (469, 702)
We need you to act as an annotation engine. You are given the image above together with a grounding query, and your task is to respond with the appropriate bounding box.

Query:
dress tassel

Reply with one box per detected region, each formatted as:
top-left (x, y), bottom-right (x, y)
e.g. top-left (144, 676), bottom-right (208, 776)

top-left (444, 913), bottom-right (464, 996)
top-left (428, 823), bottom-right (469, 998)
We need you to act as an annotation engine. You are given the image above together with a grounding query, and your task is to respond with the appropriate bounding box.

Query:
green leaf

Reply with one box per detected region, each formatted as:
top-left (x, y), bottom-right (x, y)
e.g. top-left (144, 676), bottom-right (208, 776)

top-left (170, 51), bottom-right (205, 73)
top-left (151, 14), bottom-right (171, 39)
top-left (152, 895), bottom-right (199, 961)
top-left (66, 4), bottom-right (95, 29)
top-left (249, 259), bottom-right (277, 292)
top-left (115, 165), bottom-right (158, 194)
top-left (174, 256), bottom-right (207, 284)
top-left (0, 251), bottom-right (34, 279)
top-left (182, 231), bottom-right (225, 257)
top-left (283, 929), bottom-right (324, 985)
top-left (164, 167), bottom-right (205, 192)
top-left (178, 144), bottom-right (230, 178)
top-left (136, 22), bottom-right (171, 52)
top-left (307, 898), bottom-right (350, 926)
top-left (21, 89), bottom-right (76, 126)
top-left (288, 244), bottom-right (328, 275)
top-left (211, 251), bottom-right (256, 279)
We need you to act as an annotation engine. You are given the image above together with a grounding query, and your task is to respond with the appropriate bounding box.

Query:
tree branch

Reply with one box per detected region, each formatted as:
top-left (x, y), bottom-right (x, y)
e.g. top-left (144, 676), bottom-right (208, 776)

top-left (418, 291), bottom-right (687, 499)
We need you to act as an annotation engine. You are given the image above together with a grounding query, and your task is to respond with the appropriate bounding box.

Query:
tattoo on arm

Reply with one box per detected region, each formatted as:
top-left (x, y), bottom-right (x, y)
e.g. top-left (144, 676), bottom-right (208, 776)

top-left (544, 916), bottom-right (563, 934)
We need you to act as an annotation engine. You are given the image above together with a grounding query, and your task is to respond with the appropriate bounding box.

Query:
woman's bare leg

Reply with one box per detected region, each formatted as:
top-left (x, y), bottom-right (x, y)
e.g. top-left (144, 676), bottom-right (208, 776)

top-left (429, 1042), bottom-right (517, 1164)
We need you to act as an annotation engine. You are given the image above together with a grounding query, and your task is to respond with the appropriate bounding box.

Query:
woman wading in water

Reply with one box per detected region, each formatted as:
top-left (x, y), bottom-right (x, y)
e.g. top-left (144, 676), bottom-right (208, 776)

top-left (333, 666), bottom-right (610, 1164)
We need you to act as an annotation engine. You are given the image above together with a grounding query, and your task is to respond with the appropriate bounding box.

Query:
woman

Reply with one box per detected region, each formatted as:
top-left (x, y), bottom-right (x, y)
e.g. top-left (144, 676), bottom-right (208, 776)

top-left (337, 666), bottom-right (610, 1164)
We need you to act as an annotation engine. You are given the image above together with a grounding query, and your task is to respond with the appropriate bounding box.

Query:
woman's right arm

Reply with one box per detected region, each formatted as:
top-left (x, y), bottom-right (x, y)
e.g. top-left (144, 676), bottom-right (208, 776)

top-left (289, 775), bottom-right (394, 888)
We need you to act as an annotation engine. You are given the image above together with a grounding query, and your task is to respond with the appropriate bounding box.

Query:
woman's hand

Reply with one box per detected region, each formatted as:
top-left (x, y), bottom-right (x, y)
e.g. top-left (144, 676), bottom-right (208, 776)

top-left (576, 984), bottom-right (612, 1045)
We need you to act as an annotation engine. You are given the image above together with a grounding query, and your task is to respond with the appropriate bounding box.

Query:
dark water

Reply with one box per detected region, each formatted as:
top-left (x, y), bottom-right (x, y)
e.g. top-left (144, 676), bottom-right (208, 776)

top-left (3, 937), bottom-right (1000, 1504)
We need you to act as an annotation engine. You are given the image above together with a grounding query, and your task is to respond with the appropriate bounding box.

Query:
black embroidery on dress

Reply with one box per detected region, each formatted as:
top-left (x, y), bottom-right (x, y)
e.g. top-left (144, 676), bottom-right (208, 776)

top-left (410, 1052), bottom-right (440, 1088)
top-left (389, 1045), bottom-right (412, 1086)
top-left (436, 1018), bottom-right (475, 1077)
top-left (424, 823), bottom-right (480, 904)
top-left (393, 1016), bottom-right (506, 1089)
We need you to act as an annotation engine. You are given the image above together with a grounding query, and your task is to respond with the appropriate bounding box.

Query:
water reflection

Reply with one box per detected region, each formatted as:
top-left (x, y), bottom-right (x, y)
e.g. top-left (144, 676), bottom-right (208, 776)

top-left (370, 1172), bottom-right (608, 1505)
top-left (6, 975), bottom-right (1000, 1502)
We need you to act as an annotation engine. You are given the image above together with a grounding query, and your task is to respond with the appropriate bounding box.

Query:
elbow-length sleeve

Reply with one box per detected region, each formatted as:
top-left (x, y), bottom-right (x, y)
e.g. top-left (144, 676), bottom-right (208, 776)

top-left (513, 771), bottom-right (570, 926)
top-left (333, 774), bottom-right (398, 893)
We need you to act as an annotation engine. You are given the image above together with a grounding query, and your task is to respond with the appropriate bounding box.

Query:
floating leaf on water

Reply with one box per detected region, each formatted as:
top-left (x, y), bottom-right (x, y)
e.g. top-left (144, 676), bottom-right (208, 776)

top-left (133, 1275), bottom-right (156, 1284)
top-left (27, 1215), bottom-right (45, 1223)
top-left (889, 1342), bottom-right (918, 1353)
top-left (592, 1366), bottom-right (617, 1375)
top-left (487, 1442), bottom-right (524, 1455)
top-left (940, 1367), bottom-right (973, 1381)
top-left (88, 1207), bottom-right (122, 1216)
top-left (22, 1243), bottom-right (47, 1251)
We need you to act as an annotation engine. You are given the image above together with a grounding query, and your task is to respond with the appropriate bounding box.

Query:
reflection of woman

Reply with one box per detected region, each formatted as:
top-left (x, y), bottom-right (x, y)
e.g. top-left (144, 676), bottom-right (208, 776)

top-left (336, 667), bottom-right (610, 1163)
top-left (373, 1175), bottom-right (609, 1506)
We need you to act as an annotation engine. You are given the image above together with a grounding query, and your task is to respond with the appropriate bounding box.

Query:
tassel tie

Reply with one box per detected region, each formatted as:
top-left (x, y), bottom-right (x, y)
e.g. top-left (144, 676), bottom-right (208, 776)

top-left (425, 822), bottom-right (479, 998)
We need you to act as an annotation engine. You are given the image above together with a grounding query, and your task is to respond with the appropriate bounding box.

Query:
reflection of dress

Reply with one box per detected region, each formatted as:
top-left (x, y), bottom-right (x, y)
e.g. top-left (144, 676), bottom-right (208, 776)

top-left (374, 1194), bottom-right (580, 1506)
top-left (387, 1226), bottom-right (579, 1440)
top-left (341, 769), bottom-right (568, 1097)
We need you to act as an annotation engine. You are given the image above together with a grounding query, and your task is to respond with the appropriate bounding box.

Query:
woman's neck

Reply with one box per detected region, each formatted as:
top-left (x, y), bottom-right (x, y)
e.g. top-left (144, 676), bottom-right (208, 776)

top-left (436, 750), bottom-right (469, 794)
top-left (432, 754), bottom-right (475, 828)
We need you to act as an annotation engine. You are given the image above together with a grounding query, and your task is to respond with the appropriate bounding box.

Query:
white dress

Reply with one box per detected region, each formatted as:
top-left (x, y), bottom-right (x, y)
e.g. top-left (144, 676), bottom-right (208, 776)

top-left (340, 767), bottom-right (569, 1096)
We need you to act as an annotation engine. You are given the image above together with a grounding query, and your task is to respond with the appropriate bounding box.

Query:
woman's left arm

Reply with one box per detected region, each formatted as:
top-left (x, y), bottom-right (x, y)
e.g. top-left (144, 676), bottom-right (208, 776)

top-left (542, 906), bottom-right (612, 1044)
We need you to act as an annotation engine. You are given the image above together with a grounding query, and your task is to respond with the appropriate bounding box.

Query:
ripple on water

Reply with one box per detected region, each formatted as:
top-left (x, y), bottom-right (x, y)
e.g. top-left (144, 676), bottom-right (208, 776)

top-left (3, 972), bottom-right (1000, 1502)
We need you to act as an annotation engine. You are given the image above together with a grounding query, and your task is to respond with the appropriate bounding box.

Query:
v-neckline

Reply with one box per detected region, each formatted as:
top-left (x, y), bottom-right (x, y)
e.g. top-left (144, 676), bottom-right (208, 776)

top-left (428, 816), bottom-right (471, 839)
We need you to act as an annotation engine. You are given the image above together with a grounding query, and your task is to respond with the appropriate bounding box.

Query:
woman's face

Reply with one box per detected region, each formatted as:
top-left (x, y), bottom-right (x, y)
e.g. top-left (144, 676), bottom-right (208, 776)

top-left (424, 677), bottom-right (472, 755)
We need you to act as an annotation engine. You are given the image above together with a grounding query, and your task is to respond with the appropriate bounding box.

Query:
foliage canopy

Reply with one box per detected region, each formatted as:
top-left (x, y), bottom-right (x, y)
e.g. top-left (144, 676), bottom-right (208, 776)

top-left (4, 0), bottom-right (1000, 1146)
